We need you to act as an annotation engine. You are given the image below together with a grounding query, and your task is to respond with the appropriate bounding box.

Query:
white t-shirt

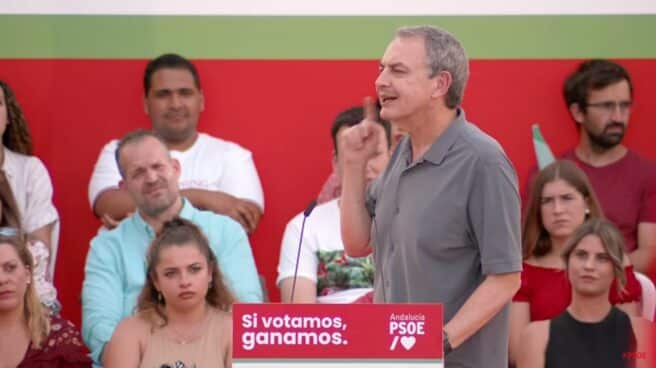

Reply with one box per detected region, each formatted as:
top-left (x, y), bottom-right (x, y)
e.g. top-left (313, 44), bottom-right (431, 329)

top-left (276, 199), bottom-right (373, 303)
top-left (1, 147), bottom-right (59, 233)
top-left (88, 132), bottom-right (264, 210)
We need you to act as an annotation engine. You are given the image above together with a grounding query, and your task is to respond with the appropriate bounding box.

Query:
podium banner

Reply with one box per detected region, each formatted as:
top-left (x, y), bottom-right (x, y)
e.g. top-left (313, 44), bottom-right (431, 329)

top-left (233, 303), bottom-right (443, 367)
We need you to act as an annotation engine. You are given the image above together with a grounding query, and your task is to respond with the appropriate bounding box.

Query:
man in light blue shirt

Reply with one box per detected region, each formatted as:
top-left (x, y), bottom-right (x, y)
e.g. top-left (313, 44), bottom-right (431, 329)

top-left (82, 130), bottom-right (262, 365)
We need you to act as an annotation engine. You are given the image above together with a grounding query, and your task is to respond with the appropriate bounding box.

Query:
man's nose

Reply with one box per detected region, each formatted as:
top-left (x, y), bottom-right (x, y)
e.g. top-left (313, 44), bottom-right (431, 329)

top-left (144, 169), bottom-right (158, 182)
top-left (611, 104), bottom-right (625, 121)
top-left (170, 93), bottom-right (183, 108)
top-left (375, 70), bottom-right (389, 89)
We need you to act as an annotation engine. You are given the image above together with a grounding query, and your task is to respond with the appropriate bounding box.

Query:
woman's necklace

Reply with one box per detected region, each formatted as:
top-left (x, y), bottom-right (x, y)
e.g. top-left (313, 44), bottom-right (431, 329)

top-left (167, 308), bottom-right (211, 345)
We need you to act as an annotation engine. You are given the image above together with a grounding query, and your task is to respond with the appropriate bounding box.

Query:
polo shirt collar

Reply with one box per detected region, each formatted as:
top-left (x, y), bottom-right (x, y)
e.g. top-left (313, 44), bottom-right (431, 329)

top-left (132, 197), bottom-right (194, 236)
top-left (422, 108), bottom-right (467, 165)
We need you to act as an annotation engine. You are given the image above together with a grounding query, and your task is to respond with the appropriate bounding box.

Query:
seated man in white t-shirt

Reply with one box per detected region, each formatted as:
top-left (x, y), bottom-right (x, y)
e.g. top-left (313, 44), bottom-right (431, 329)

top-left (277, 105), bottom-right (391, 303)
top-left (88, 53), bottom-right (264, 233)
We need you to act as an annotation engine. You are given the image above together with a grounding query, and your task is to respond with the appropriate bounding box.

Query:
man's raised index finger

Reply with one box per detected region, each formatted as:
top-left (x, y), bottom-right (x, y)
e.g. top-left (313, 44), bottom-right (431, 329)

top-left (363, 96), bottom-right (377, 122)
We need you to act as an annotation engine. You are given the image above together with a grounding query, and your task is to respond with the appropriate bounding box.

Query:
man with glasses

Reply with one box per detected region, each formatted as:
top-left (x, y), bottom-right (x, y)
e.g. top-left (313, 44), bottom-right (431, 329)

top-left (560, 59), bottom-right (656, 273)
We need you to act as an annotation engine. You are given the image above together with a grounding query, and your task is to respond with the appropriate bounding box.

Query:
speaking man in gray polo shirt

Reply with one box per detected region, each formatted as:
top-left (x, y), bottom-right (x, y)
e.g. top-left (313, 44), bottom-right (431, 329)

top-left (339, 25), bottom-right (522, 367)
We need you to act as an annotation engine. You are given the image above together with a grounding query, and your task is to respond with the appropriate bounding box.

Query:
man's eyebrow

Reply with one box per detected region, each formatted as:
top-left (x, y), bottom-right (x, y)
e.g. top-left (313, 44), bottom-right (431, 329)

top-left (380, 62), bottom-right (407, 69)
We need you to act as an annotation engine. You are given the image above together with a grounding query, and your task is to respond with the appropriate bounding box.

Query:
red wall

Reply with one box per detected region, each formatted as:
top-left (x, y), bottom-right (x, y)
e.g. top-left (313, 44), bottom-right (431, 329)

top-left (1, 59), bottom-right (655, 325)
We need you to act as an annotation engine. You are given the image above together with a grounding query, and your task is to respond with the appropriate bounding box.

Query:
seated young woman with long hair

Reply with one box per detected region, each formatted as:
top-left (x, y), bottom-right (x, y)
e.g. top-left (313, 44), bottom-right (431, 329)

top-left (0, 231), bottom-right (91, 367)
top-left (103, 218), bottom-right (234, 368)
top-left (509, 160), bottom-right (641, 364)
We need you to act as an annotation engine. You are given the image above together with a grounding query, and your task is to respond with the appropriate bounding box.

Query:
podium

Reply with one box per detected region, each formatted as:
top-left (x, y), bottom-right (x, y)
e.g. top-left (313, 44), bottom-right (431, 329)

top-left (233, 303), bottom-right (444, 367)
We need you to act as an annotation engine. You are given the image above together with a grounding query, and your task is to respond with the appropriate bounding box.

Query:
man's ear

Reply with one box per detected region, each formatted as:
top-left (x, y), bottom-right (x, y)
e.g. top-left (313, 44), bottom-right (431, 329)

top-left (171, 158), bottom-right (182, 176)
top-left (569, 103), bottom-right (586, 125)
top-left (199, 90), bottom-right (205, 112)
top-left (119, 179), bottom-right (126, 190)
top-left (431, 70), bottom-right (453, 99)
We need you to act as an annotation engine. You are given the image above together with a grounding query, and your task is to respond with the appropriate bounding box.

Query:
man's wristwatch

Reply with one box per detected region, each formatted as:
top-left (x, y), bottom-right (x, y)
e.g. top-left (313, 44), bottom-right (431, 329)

top-left (443, 330), bottom-right (453, 355)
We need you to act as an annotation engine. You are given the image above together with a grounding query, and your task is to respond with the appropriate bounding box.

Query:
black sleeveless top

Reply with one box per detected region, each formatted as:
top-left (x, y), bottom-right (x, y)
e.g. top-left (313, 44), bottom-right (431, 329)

top-left (546, 307), bottom-right (637, 368)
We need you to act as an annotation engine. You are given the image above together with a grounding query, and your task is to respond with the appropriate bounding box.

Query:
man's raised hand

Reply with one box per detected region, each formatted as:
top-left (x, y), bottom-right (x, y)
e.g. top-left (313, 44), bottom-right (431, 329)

top-left (338, 97), bottom-right (383, 169)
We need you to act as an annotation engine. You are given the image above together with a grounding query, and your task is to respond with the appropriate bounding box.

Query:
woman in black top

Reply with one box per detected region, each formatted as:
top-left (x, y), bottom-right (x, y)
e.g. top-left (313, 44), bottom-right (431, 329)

top-left (517, 219), bottom-right (652, 368)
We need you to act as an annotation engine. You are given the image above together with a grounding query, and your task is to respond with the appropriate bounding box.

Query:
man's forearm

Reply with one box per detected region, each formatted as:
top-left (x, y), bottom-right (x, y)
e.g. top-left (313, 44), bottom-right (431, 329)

top-left (444, 272), bottom-right (521, 349)
top-left (181, 188), bottom-right (217, 211)
top-left (629, 247), bottom-right (652, 273)
top-left (181, 188), bottom-right (260, 214)
top-left (93, 189), bottom-right (135, 220)
top-left (631, 222), bottom-right (656, 273)
top-left (340, 164), bottom-right (373, 257)
top-left (182, 188), bottom-right (262, 232)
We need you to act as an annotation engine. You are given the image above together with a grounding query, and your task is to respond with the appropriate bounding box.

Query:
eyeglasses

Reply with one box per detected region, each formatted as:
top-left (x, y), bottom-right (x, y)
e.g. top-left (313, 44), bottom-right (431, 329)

top-left (585, 100), bottom-right (632, 115)
top-left (0, 227), bottom-right (20, 237)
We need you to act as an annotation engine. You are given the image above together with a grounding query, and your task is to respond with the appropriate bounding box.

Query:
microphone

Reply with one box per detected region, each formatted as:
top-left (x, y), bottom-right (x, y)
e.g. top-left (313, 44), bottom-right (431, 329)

top-left (290, 199), bottom-right (318, 303)
top-left (303, 199), bottom-right (318, 217)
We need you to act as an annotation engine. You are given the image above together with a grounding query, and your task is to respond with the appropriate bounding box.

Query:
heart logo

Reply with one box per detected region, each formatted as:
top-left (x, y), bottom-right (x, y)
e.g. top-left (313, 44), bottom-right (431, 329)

top-left (400, 336), bottom-right (416, 350)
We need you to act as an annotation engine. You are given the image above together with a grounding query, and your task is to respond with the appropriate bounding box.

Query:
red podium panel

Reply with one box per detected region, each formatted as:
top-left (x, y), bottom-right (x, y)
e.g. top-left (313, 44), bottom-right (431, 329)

top-left (233, 303), bottom-right (443, 367)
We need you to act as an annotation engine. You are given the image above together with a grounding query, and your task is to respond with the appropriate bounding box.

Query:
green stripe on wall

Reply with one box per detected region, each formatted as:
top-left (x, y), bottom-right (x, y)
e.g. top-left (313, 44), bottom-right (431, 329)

top-left (1, 15), bottom-right (655, 59)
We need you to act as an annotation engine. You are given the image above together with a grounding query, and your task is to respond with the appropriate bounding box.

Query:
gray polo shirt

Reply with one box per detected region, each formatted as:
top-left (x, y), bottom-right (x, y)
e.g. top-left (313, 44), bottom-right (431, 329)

top-left (367, 109), bottom-right (522, 368)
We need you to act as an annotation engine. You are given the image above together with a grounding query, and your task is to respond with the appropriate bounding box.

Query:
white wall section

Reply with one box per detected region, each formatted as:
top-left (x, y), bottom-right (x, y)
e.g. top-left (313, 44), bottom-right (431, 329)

top-left (1, 0), bottom-right (655, 15)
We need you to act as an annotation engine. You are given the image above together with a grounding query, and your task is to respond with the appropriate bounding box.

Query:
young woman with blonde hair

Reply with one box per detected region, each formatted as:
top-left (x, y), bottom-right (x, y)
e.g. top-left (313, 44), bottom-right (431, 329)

top-left (0, 231), bottom-right (91, 367)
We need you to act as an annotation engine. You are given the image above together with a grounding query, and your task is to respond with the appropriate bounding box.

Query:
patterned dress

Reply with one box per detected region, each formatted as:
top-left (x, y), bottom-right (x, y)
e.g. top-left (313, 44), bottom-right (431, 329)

top-left (18, 316), bottom-right (92, 367)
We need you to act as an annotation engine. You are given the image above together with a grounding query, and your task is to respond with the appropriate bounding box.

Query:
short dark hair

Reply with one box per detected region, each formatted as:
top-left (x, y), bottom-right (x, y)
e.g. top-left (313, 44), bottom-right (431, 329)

top-left (563, 59), bottom-right (633, 112)
top-left (330, 104), bottom-right (391, 156)
top-left (143, 53), bottom-right (201, 95)
top-left (114, 129), bottom-right (169, 178)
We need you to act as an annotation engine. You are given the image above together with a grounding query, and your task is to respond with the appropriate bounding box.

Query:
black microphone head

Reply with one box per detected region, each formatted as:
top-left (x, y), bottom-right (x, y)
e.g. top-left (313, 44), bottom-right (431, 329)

top-left (303, 199), bottom-right (318, 217)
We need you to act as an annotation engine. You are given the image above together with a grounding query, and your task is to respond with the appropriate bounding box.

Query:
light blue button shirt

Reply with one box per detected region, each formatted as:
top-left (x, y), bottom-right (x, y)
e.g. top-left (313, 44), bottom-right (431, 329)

top-left (82, 199), bottom-right (262, 365)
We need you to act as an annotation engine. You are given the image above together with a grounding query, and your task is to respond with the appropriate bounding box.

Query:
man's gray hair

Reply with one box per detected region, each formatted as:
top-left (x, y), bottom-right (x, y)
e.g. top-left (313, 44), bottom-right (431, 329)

top-left (396, 25), bottom-right (469, 109)
top-left (114, 129), bottom-right (170, 178)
